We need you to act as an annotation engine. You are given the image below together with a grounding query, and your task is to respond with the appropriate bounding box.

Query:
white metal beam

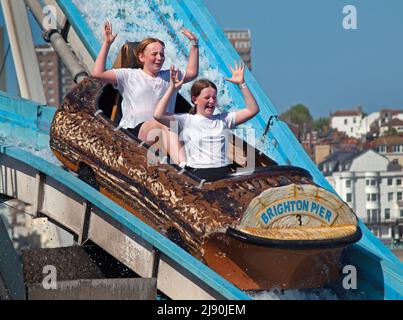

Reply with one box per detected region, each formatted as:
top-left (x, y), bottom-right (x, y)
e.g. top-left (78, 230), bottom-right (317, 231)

top-left (43, 0), bottom-right (94, 72)
top-left (0, 0), bottom-right (46, 103)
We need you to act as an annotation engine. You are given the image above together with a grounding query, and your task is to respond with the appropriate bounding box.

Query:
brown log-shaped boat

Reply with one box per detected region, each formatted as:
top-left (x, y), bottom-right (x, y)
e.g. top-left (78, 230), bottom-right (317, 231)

top-left (49, 43), bottom-right (361, 290)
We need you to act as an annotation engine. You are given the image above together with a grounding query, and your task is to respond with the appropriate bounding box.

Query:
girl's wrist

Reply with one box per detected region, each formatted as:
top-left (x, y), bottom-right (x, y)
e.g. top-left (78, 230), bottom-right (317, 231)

top-left (238, 82), bottom-right (247, 89)
top-left (190, 39), bottom-right (199, 47)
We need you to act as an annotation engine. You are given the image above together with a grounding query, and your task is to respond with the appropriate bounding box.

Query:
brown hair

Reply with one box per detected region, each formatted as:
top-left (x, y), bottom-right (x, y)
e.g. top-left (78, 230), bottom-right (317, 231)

top-left (190, 79), bottom-right (217, 114)
top-left (134, 38), bottom-right (165, 67)
top-left (191, 78), bottom-right (217, 99)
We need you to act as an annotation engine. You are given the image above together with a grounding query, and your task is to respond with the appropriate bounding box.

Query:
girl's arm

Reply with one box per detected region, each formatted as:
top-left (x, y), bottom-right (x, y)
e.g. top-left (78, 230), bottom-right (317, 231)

top-left (92, 22), bottom-right (118, 86)
top-left (181, 28), bottom-right (199, 83)
top-left (154, 66), bottom-right (185, 127)
top-left (225, 62), bottom-right (259, 126)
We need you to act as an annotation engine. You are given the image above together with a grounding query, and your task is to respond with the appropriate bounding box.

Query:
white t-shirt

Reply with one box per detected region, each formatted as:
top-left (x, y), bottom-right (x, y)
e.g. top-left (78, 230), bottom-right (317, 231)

top-left (113, 68), bottom-right (177, 129)
top-left (174, 112), bottom-right (237, 168)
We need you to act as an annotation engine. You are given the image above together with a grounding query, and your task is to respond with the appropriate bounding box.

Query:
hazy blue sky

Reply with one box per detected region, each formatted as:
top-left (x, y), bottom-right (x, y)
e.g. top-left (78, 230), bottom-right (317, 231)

top-left (1, 1), bottom-right (403, 118)
top-left (204, 0), bottom-right (403, 117)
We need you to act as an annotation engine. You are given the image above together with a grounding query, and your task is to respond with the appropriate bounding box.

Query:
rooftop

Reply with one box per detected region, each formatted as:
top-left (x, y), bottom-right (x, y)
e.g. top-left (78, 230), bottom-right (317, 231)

top-left (372, 135), bottom-right (403, 147)
top-left (380, 108), bottom-right (403, 115)
top-left (331, 110), bottom-right (362, 117)
top-left (318, 151), bottom-right (359, 174)
top-left (385, 118), bottom-right (403, 127)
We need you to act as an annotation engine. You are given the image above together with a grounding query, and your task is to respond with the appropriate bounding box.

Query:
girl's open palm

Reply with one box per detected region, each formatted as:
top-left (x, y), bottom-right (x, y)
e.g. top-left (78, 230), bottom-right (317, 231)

top-left (182, 27), bottom-right (197, 41)
top-left (169, 66), bottom-right (186, 91)
top-left (103, 21), bottom-right (117, 45)
top-left (224, 61), bottom-right (245, 85)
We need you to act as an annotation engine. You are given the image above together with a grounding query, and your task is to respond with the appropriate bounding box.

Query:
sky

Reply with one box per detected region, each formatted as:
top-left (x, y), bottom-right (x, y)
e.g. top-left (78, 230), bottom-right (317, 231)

top-left (1, 1), bottom-right (403, 118)
top-left (203, 0), bottom-right (403, 118)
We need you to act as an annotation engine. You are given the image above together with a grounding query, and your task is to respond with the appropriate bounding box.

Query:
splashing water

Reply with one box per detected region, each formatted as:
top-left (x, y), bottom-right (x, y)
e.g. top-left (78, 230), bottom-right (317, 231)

top-left (0, 134), bottom-right (61, 166)
top-left (250, 288), bottom-right (339, 300)
top-left (73, 0), bottom-right (233, 109)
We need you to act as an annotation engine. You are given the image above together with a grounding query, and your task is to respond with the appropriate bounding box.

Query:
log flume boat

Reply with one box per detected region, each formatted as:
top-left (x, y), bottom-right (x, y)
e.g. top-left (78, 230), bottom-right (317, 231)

top-left (50, 43), bottom-right (361, 290)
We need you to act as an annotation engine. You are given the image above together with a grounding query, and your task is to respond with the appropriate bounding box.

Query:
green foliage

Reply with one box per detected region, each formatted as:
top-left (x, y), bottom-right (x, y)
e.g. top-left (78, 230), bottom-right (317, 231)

top-left (385, 127), bottom-right (398, 136)
top-left (313, 117), bottom-right (329, 132)
top-left (281, 104), bottom-right (313, 134)
top-left (281, 104), bottom-right (312, 124)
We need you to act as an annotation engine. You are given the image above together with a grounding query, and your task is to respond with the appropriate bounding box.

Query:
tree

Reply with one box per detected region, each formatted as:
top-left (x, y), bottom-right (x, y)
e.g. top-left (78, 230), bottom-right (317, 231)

top-left (281, 104), bottom-right (313, 137)
top-left (313, 117), bottom-right (329, 135)
top-left (385, 127), bottom-right (398, 136)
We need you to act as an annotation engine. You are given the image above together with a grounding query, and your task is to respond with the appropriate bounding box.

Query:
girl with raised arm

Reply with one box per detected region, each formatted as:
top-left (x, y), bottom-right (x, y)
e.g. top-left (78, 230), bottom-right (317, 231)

top-left (154, 62), bottom-right (259, 181)
top-left (92, 21), bottom-right (199, 165)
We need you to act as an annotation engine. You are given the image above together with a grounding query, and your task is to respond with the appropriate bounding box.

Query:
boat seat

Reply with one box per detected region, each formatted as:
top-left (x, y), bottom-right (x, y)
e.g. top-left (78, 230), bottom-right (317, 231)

top-left (225, 165), bottom-right (312, 180)
top-left (109, 42), bottom-right (139, 124)
top-left (227, 134), bottom-right (248, 167)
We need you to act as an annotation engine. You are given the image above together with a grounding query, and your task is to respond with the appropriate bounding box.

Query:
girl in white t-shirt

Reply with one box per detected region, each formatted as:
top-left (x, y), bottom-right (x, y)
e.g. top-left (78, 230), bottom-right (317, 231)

top-left (92, 22), bottom-right (199, 165)
top-left (154, 62), bottom-right (260, 181)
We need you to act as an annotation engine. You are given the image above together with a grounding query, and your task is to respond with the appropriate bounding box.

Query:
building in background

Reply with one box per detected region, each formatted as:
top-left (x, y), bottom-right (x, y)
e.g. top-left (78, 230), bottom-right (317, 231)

top-left (330, 108), bottom-right (403, 140)
top-left (35, 44), bottom-right (74, 106)
top-left (379, 118), bottom-right (403, 136)
top-left (60, 62), bottom-right (75, 101)
top-left (322, 149), bottom-right (403, 243)
top-left (372, 135), bottom-right (403, 166)
top-left (224, 29), bottom-right (252, 70)
top-left (330, 107), bottom-right (365, 139)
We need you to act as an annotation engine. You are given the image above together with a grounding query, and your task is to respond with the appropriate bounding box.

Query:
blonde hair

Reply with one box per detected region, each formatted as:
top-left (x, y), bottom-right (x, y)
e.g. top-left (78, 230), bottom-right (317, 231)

top-left (134, 38), bottom-right (165, 68)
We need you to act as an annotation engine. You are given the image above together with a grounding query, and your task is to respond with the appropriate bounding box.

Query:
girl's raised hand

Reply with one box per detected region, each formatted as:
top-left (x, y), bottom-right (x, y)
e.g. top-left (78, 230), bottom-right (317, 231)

top-left (182, 27), bottom-right (198, 42)
top-left (169, 66), bottom-right (186, 91)
top-left (103, 21), bottom-right (117, 45)
top-left (224, 61), bottom-right (245, 85)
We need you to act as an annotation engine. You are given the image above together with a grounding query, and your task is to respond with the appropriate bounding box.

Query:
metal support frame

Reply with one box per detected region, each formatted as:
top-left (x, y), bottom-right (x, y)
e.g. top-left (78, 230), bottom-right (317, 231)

top-left (0, 0), bottom-right (46, 103)
top-left (39, 0), bottom-right (95, 71)
top-left (77, 200), bottom-right (91, 245)
top-left (31, 172), bottom-right (44, 218)
top-left (0, 218), bottom-right (26, 300)
top-left (25, 0), bottom-right (88, 84)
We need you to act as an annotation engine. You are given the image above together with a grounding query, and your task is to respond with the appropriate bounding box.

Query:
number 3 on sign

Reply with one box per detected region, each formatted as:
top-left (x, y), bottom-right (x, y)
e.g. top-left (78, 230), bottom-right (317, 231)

top-left (296, 215), bottom-right (302, 226)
